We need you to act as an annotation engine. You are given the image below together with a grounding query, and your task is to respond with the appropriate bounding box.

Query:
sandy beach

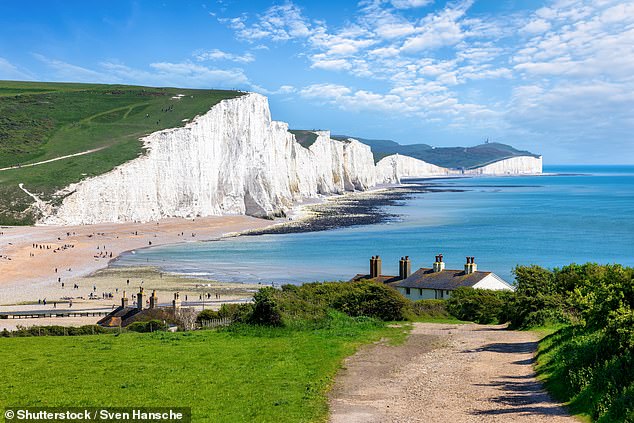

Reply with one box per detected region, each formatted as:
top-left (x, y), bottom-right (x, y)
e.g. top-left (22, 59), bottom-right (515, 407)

top-left (0, 215), bottom-right (279, 327)
top-left (0, 186), bottom-right (400, 330)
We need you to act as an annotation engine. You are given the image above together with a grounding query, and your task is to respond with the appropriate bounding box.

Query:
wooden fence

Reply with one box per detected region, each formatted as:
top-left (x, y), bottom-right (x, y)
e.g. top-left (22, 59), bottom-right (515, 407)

top-left (198, 317), bottom-right (233, 329)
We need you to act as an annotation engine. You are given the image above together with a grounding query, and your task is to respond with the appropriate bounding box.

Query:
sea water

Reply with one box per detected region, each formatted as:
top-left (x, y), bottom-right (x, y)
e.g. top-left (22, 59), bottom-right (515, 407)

top-left (114, 165), bottom-right (634, 284)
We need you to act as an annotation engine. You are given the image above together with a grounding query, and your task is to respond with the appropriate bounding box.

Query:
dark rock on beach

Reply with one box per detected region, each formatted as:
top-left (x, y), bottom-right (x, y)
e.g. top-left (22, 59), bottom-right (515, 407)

top-left (244, 180), bottom-right (467, 236)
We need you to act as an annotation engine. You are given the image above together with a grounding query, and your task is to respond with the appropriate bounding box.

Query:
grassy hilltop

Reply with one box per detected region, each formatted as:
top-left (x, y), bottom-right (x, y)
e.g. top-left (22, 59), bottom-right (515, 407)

top-left (0, 80), bottom-right (242, 225)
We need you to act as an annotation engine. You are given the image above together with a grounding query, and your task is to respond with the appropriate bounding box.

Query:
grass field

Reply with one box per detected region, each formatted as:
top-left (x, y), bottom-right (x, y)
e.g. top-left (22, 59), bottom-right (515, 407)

top-left (0, 80), bottom-right (243, 225)
top-left (0, 315), bottom-right (408, 422)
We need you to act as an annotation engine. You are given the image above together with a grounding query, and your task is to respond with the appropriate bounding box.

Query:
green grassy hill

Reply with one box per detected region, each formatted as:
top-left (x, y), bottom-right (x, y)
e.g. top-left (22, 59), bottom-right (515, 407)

top-left (332, 134), bottom-right (540, 168)
top-left (0, 81), bottom-right (243, 225)
top-left (0, 316), bottom-right (405, 422)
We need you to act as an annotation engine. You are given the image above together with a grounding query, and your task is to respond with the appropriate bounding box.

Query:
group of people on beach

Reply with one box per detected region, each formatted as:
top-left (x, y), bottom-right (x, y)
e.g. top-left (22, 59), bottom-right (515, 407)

top-left (37, 298), bottom-right (73, 308)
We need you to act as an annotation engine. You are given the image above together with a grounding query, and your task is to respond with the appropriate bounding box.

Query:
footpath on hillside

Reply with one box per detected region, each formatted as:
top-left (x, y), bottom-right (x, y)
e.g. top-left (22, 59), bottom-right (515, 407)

top-left (329, 322), bottom-right (576, 423)
top-left (0, 147), bottom-right (106, 172)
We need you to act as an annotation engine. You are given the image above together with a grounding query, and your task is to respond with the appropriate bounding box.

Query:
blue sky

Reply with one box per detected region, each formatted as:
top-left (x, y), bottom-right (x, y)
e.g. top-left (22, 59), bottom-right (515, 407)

top-left (1, 0), bottom-right (633, 164)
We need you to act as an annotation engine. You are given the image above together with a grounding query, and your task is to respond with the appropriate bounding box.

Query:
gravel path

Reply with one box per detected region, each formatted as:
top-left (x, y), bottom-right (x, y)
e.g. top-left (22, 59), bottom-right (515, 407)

top-left (329, 322), bottom-right (577, 423)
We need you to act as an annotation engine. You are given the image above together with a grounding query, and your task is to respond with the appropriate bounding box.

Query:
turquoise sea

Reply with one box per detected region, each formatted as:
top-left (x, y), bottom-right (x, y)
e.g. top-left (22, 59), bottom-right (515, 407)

top-left (114, 165), bottom-right (634, 284)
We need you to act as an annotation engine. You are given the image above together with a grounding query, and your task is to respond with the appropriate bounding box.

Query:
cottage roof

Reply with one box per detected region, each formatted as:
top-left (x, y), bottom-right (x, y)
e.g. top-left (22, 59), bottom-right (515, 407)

top-left (97, 306), bottom-right (141, 327)
top-left (350, 274), bottom-right (403, 284)
top-left (392, 268), bottom-right (491, 290)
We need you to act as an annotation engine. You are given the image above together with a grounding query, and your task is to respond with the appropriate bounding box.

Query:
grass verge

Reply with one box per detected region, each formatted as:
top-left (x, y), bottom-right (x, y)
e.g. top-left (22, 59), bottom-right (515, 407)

top-left (0, 312), bottom-right (408, 423)
top-left (535, 326), bottom-right (633, 423)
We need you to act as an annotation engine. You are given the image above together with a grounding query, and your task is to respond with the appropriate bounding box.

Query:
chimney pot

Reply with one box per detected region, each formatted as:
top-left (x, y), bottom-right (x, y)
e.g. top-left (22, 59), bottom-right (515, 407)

top-left (433, 254), bottom-right (445, 272)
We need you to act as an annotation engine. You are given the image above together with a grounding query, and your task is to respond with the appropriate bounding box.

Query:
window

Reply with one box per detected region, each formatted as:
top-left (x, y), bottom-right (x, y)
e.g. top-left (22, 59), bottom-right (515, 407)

top-left (405, 287), bottom-right (410, 295)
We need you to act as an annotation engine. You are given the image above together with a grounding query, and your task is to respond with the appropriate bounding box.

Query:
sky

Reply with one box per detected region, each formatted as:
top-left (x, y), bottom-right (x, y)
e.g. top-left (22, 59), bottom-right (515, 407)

top-left (1, 0), bottom-right (633, 164)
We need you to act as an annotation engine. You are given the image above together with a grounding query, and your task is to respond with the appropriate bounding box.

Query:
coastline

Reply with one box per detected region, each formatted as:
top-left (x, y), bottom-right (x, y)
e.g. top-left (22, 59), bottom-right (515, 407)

top-left (0, 173), bottom-right (541, 323)
top-left (0, 182), bottom-right (410, 318)
top-left (244, 179), bottom-right (464, 236)
top-left (0, 215), bottom-right (277, 307)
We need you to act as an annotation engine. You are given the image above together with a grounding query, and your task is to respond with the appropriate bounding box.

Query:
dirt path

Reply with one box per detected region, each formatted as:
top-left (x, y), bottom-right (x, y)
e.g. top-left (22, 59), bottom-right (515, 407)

top-left (329, 322), bottom-right (576, 423)
top-left (0, 147), bottom-right (107, 172)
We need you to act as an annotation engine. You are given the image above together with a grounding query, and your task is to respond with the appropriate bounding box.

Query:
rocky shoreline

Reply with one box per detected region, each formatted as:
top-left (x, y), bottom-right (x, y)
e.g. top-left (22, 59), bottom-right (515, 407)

top-left (243, 179), bottom-right (468, 236)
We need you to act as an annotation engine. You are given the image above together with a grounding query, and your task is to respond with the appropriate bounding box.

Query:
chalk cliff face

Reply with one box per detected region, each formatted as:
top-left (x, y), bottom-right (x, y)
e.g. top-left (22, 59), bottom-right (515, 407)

top-left (462, 156), bottom-right (543, 175)
top-left (376, 154), bottom-right (452, 180)
top-left (39, 93), bottom-right (542, 225)
top-left (42, 94), bottom-right (388, 225)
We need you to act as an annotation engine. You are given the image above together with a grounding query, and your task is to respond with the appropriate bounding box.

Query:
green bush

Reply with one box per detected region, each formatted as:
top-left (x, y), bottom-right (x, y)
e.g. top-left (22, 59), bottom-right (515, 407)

top-left (218, 303), bottom-right (252, 322)
top-left (332, 282), bottom-right (408, 321)
top-left (3, 325), bottom-right (115, 337)
top-left (538, 327), bottom-right (633, 422)
top-left (408, 299), bottom-right (450, 318)
top-left (196, 309), bottom-right (219, 322)
top-left (244, 281), bottom-right (409, 327)
top-left (127, 320), bottom-right (167, 333)
top-left (249, 287), bottom-right (283, 326)
top-left (446, 287), bottom-right (510, 324)
top-left (515, 263), bottom-right (634, 422)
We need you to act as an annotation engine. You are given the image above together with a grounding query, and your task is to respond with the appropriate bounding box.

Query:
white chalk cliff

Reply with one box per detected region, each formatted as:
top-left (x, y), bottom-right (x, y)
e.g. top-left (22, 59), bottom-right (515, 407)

top-left (376, 154), bottom-right (542, 178)
top-left (376, 154), bottom-right (452, 180)
top-left (461, 155), bottom-right (542, 175)
top-left (42, 94), bottom-right (393, 225)
top-left (39, 93), bottom-right (541, 225)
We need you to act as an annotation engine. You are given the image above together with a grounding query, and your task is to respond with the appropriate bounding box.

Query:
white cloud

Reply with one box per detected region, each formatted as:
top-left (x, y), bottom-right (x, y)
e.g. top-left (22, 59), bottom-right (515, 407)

top-left (400, 0), bottom-right (473, 53)
top-left (300, 83), bottom-right (352, 100)
top-left (34, 54), bottom-right (251, 89)
top-left (147, 62), bottom-right (250, 86)
top-left (369, 46), bottom-right (400, 57)
top-left (0, 57), bottom-right (34, 80)
top-left (232, 3), bottom-right (312, 42)
top-left (390, 0), bottom-right (433, 9)
top-left (310, 58), bottom-right (352, 71)
top-left (194, 49), bottom-right (255, 63)
top-left (521, 18), bottom-right (552, 34)
top-left (33, 54), bottom-right (111, 83)
top-left (250, 84), bottom-right (296, 95)
top-left (217, 0), bottom-right (633, 153)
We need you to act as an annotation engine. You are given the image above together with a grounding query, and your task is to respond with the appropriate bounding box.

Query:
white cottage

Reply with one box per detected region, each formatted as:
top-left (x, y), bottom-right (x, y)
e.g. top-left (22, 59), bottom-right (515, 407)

top-left (392, 255), bottom-right (514, 300)
top-left (352, 254), bottom-right (514, 300)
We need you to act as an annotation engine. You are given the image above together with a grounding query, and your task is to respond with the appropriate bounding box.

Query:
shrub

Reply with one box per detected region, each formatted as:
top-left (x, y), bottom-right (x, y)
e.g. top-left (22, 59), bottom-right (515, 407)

top-left (446, 287), bottom-right (510, 324)
top-left (218, 303), bottom-right (252, 322)
top-left (2, 325), bottom-right (115, 337)
top-left (408, 299), bottom-right (451, 319)
top-left (249, 287), bottom-right (283, 326)
top-left (127, 320), bottom-right (167, 333)
top-left (332, 281), bottom-right (408, 321)
top-left (196, 309), bottom-right (219, 322)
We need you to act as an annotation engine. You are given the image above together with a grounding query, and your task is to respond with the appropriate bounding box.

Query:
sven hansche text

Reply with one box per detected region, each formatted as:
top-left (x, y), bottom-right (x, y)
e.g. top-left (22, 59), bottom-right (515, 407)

top-left (4, 407), bottom-right (191, 422)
